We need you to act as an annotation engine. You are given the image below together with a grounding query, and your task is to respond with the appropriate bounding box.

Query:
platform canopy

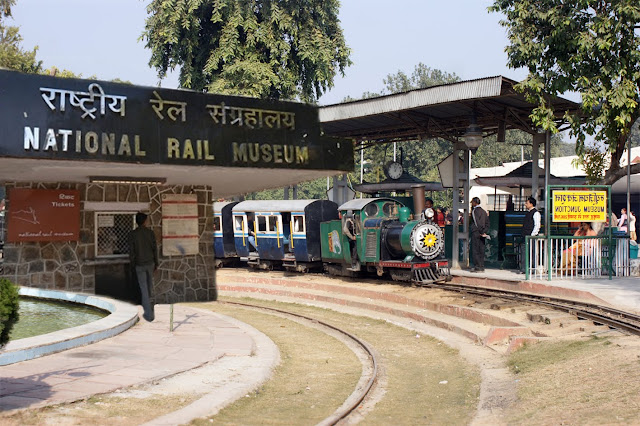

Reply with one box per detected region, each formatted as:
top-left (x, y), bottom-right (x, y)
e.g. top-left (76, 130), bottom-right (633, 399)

top-left (319, 76), bottom-right (579, 145)
top-left (474, 161), bottom-right (585, 187)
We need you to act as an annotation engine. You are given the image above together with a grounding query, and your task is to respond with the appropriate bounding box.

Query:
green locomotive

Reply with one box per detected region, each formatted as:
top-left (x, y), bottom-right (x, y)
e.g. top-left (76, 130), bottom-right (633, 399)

top-left (320, 198), bottom-right (451, 284)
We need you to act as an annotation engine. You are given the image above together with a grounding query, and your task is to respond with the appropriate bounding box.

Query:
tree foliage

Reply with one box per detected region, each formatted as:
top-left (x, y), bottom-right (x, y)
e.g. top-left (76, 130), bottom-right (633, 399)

top-left (489, 0), bottom-right (640, 184)
top-left (143, 0), bottom-right (351, 102)
top-left (0, 23), bottom-right (41, 73)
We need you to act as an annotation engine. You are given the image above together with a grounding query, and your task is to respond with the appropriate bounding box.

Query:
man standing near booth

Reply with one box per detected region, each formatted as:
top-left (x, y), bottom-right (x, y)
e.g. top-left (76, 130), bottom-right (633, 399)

top-left (129, 212), bottom-right (158, 322)
top-left (470, 197), bottom-right (488, 272)
top-left (519, 196), bottom-right (541, 274)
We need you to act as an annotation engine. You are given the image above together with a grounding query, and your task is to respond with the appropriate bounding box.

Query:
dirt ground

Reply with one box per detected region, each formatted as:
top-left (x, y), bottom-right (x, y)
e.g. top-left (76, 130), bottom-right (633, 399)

top-left (504, 334), bottom-right (640, 425)
top-left (4, 268), bottom-right (640, 424)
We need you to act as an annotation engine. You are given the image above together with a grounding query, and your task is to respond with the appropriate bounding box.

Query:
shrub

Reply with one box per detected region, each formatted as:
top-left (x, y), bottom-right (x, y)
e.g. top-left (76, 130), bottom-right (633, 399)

top-left (0, 278), bottom-right (20, 348)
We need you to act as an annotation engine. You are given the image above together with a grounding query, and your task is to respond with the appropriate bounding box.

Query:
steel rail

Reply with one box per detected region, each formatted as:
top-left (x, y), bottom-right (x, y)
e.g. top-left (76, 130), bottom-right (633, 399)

top-left (429, 282), bottom-right (640, 337)
top-left (221, 301), bottom-right (378, 426)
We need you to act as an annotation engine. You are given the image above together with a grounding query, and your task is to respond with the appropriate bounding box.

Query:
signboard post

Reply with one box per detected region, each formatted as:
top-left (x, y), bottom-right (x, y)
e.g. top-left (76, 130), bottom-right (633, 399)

top-left (546, 185), bottom-right (613, 281)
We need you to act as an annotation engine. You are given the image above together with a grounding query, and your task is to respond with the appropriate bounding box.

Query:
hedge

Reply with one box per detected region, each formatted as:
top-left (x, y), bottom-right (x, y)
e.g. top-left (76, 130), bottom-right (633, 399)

top-left (0, 278), bottom-right (20, 348)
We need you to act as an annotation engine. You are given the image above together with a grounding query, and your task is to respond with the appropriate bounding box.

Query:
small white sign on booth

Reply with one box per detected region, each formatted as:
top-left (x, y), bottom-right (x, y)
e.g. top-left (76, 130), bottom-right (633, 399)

top-left (161, 194), bottom-right (199, 256)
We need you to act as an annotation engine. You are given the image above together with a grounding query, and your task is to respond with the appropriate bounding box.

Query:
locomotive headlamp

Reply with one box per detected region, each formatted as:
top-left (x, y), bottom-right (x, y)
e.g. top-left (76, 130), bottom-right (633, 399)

top-left (424, 208), bottom-right (435, 219)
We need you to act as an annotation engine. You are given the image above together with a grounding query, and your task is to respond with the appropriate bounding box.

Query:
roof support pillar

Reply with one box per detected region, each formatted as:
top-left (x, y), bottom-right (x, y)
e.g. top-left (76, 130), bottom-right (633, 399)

top-left (331, 175), bottom-right (350, 206)
top-left (451, 143), bottom-right (470, 269)
top-left (544, 131), bottom-right (551, 218)
top-left (532, 133), bottom-right (543, 201)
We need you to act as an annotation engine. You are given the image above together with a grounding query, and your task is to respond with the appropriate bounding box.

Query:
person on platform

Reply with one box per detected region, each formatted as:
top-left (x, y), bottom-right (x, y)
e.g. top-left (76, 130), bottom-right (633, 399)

top-left (129, 212), bottom-right (158, 322)
top-left (443, 208), bottom-right (453, 225)
top-left (469, 197), bottom-right (488, 272)
top-left (519, 196), bottom-right (541, 274)
top-left (618, 208), bottom-right (628, 232)
top-left (425, 198), bottom-right (446, 227)
top-left (560, 222), bottom-right (597, 271)
top-left (630, 210), bottom-right (637, 242)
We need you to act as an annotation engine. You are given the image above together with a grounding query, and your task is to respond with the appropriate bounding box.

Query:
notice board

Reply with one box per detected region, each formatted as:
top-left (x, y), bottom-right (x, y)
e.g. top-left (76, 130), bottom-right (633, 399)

top-left (552, 190), bottom-right (608, 222)
top-left (162, 194), bottom-right (199, 256)
top-left (8, 188), bottom-right (80, 242)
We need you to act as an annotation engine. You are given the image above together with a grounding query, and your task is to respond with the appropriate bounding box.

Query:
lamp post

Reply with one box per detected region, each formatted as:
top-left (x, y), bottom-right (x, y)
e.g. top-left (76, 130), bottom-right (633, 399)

top-left (451, 115), bottom-right (483, 269)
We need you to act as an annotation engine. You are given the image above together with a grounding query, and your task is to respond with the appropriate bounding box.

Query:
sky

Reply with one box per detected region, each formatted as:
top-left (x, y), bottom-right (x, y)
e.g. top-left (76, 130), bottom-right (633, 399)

top-left (10, 0), bottom-right (532, 105)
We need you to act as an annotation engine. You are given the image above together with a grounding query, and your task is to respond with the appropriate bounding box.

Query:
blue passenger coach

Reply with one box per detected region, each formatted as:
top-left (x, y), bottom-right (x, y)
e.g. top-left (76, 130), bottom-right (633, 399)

top-left (213, 201), bottom-right (240, 267)
top-left (232, 200), bottom-right (338, 271)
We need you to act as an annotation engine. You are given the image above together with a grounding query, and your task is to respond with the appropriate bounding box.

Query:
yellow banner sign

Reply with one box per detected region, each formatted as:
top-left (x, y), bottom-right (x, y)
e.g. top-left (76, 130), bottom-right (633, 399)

top-left (552, 190), bottom-right (607, 222)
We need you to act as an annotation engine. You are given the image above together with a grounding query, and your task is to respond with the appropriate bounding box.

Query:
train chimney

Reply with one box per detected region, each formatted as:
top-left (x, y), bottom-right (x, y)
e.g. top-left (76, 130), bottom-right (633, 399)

top-left (412, 184), bottom-right (426, 217)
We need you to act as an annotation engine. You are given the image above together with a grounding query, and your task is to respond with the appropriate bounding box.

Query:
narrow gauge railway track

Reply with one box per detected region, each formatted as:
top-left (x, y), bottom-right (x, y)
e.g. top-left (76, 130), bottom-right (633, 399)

top-left (429, 281), bottom-right (640, 337)
top-left (221, 300), bottom-right (378, 426)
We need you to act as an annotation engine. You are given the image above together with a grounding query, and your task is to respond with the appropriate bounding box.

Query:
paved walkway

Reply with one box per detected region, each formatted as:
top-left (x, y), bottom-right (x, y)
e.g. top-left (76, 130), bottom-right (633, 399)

top-left (0, 304), bottom-right (275, 418)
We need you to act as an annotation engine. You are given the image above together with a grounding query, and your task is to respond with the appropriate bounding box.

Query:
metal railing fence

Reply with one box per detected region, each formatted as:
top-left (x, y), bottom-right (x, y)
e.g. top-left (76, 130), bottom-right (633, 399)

top-left (525, 235), bottom-right (631, 280)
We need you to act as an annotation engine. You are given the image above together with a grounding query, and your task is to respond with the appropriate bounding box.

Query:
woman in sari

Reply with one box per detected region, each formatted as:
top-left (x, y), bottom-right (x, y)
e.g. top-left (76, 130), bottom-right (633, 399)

top-left (561, 222), bottom-right (597, 270)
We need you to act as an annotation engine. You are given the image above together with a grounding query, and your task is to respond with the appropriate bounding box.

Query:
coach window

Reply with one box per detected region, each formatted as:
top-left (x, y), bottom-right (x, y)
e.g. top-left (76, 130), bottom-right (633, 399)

top-left (213, 216), bottom-right (222, 232)
top-left (234, 215), bottom-right (245, 232)
top-left (95, 212), bottom-right (136, 258)
top-left (257, 215), bottom-right (267, 232)
top-left (292, 215), bottom-right (305, 233)
top-left (268, 216), bottom-right (278, 232)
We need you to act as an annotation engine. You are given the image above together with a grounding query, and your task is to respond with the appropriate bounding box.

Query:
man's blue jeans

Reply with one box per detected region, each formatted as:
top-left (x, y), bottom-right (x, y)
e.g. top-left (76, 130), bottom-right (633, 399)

top-left (135, 263), bottom-right (155, 321)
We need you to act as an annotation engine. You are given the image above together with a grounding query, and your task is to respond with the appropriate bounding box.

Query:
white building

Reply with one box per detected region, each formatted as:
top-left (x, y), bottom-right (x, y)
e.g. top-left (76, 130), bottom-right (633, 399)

top-left (470, 146), bottom-right (640, 211)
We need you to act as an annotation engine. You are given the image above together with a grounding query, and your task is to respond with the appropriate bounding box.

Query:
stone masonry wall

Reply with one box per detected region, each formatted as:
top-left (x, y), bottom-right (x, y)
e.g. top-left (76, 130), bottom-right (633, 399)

top-left (2, 182), bottom-right (216, 302)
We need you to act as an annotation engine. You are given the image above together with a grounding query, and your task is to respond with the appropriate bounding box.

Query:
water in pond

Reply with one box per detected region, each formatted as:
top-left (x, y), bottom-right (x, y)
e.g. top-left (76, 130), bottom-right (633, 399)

top-left (10, 297), bottom-right (108, 340)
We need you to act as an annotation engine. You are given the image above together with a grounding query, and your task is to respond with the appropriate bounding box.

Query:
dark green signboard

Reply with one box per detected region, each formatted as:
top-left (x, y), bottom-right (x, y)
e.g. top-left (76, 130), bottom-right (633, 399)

top-left (0, 69), bottom-right (352, 171)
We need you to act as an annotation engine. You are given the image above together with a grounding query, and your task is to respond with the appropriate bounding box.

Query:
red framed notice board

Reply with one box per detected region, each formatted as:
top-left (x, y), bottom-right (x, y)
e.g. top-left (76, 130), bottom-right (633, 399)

top-left (8, 188), bottom-right (80, 242)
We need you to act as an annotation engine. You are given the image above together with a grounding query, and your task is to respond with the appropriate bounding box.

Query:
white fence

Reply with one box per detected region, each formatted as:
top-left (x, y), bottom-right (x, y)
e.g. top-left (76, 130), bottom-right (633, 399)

top-left (525, 235), bottom-right (631, 280)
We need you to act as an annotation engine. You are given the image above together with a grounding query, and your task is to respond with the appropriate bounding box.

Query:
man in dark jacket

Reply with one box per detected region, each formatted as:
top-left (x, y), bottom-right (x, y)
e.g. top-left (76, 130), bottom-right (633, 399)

top-left (469, 197), bottom-right (488, 272)
top-left (519, 196), bottom-right (541, 273)
top-left (129, 212), bottom-right (158, 322)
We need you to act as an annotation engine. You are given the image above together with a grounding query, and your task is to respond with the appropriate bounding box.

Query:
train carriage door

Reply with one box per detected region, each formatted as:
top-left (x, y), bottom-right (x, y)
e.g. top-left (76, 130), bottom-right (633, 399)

top-left (291, 213), bottom-right (306, 260)
top-left (233, 213), bottom-right (250, 255)
top-left (281, 213), bottom-right (292, 252)
top-left (213, 213), bottom-right (223, 257)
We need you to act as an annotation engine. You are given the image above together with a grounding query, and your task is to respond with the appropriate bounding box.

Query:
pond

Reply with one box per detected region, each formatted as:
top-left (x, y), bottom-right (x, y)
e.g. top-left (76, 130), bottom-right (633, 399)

top-left (10, 297), bottom-right (109, 340)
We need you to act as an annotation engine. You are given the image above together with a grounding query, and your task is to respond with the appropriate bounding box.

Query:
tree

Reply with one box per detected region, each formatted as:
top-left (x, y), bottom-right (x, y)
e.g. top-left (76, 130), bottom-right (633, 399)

top-left (0, 23), bottom-right (41, 73)
top-left (489, 0), bottom-right (640, 185)
top-left (0, 1), bottom-right (41, 74)
top-left (143, 0), bottom-right (351, 102)
top-left (382, 63), bottom-right (460, 94)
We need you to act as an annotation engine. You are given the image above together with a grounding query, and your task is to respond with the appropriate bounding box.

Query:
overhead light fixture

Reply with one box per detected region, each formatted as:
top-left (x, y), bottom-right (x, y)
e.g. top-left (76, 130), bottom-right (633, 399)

top-left (89, 176), bottom-right (167, 185)
top-left (463, 113), bottom-right (483, 152)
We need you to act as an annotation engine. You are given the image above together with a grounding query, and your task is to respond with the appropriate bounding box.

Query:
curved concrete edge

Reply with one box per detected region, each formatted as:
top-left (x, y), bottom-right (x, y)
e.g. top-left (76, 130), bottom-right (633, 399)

top-left (0, 288), bottom-right (139, 366)
top-left (144, 307), bottom-right (281, 426)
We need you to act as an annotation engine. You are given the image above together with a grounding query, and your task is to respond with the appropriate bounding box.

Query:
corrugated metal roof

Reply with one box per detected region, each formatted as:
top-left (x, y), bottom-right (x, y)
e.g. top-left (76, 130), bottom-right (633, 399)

top-left (232, 199), bottom-right (324, 213)
top-left (319, 77), bottom-right (504, 122)
top-left (338, 198), bottom-right (401, 211)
